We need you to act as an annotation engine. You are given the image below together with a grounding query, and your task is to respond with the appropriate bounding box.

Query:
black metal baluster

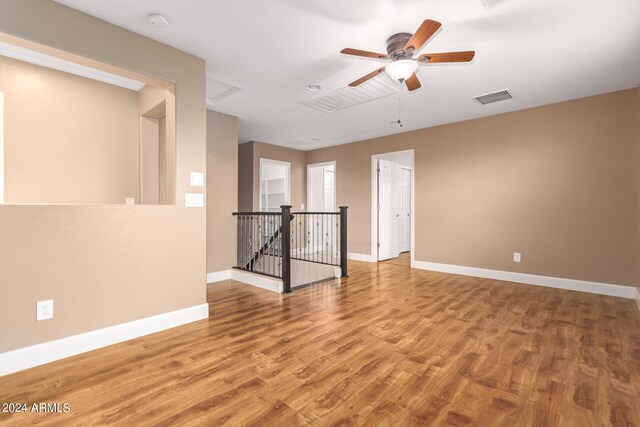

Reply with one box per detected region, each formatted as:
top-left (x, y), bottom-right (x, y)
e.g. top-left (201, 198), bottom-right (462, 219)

top-left (340, 206), bottom-right (348, 277)
top-left (281, 205), bottom-right (291, 293)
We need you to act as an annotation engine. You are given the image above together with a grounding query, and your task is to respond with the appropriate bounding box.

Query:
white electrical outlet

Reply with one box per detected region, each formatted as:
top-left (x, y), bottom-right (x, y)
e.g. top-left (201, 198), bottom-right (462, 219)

top-left (37, 300), bottom-right (53, 321)
top-left (513, 252), bottom-right (521, 263)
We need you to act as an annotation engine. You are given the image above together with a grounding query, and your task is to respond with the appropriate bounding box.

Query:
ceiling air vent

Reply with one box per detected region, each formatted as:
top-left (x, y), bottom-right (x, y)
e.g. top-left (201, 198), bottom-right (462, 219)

top-left (206, 77), bottom-right (241, 106)
top-left (474, 89), bottom-right (513, 105)
top-left (301, 78), bottom-right (399, 113)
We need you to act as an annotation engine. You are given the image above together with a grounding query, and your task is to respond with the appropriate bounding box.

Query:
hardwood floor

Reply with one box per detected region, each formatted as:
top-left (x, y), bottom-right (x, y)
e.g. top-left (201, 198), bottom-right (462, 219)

top-left (1, 260), bottom-right (640, 426)
top-left (381, 251), bottom-right (411, 267)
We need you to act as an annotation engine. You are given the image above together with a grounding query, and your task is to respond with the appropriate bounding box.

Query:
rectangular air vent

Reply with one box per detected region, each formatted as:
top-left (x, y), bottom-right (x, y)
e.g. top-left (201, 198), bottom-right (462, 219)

top-left (206, 77), bottom-right (241, 105)
top-left (474, 89), bottom-right (513, 105)
top-left (301, 78), bottom-right (399, 113)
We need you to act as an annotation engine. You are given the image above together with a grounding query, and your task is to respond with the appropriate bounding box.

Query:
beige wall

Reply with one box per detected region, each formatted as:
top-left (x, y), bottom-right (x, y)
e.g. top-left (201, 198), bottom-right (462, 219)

top-left (207, 111), bottom-right (238, 273)
top-left (307, 89), bottom-right (640, 287)
top-left (0, 0), bottom-right (206, 352)
top-left (241, 141), bottom-right (307, 211)
top-left (1, 55), bottom-right (138, 204)
top-left (139, 117), bottom-right (159, 204)
top-left (238, 142), bottom-right (253, 212)
top-left (636, 87), bottom-right (640, 306)
top-left (138, 86), bottom-right (176, 205)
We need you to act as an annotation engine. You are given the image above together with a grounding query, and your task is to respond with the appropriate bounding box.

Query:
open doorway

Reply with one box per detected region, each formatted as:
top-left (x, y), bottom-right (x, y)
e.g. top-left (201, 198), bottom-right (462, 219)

top-left (371, 150), bottom-right (413, 264)
top-left (259, 158), bottom-right (291, 212)
top-left (307, 162), bottom-right (336, 253)
top-left (307, 162), bottom-right (336, 213)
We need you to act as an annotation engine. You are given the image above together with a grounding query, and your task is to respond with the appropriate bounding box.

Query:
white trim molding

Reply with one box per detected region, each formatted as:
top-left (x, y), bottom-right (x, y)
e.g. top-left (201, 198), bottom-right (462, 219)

top-left (347, 252), bottom-right (375, 263)
top-left (411, 260), bottom-right (637, 299)
top-left (206, 270), bottom-right (231, 283)
top-left (635, 288), bottom-right (640, 312)
top-left (230, 269), bottom-right (283, 293)
top-left (0, 304), bottom-right (209, 377)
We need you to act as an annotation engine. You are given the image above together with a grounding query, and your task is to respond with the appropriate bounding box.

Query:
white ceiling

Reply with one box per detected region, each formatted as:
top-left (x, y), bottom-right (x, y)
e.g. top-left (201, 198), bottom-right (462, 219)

top-left (54, 0), bottom-right (640, 150)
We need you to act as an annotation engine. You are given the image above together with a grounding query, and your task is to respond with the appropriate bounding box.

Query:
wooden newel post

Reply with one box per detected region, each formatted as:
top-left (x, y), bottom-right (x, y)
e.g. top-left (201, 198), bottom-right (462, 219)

top-left (339, 206), bottom-right (348, 278)
top-left (281, 205), bottom-right (292, 293)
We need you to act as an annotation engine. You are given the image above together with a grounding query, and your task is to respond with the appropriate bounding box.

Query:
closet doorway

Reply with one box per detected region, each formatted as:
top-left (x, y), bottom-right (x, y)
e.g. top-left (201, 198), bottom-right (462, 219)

top-left (371, 150), bottom-right (413, 263)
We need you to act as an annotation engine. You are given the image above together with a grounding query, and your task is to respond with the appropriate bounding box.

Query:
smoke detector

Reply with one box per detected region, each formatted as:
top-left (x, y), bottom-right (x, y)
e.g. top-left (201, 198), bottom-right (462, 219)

top-left (147, 13), bottom-right (170, 28)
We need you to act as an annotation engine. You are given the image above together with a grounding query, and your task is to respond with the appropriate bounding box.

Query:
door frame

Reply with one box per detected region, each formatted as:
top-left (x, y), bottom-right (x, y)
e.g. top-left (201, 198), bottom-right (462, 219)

top-left (398, 165), bottom-right (412, 253)
top-left (370, 150), bottom-right (415, 262)
top-left (306, 161), bottom-right (336, 212)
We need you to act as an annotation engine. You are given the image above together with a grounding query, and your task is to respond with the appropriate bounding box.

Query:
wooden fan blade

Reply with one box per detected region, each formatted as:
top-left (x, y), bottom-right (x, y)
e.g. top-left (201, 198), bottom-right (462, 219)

top-left (405, 73), bottom-right (421, 91)
top-left (418, 51), bottom-right (475, 63)
top-left (341, 48), bottom-right (390, 60)
top-left (404, 19), bottom-right (441, 53)
top-left (349, 67), bottom-right (386, 87)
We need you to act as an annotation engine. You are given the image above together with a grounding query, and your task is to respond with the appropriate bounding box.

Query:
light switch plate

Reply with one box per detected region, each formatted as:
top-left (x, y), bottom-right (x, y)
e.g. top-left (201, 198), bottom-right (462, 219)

top-left (185, 193), bottom-right (204, 207)
top-left (190, 172), bottom-right (204, 187)
top-left (513, 252), bottom-right (521, 262)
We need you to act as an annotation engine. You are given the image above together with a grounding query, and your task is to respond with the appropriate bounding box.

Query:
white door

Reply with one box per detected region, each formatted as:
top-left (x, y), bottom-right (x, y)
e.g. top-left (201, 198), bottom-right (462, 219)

top-left (377, 159), bottom-right (399, 260)
top-left (398, 168), bottom-right (411, 253)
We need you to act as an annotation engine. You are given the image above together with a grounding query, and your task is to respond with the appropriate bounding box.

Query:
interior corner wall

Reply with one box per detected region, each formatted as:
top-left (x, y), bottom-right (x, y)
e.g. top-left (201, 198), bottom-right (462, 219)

top-left (238, 141), bottom-right (254, 212)
top-left (207, 110), bottom-right (238, 273)
top-left (251, 141), bottom-right (307, 211)
top-left (0, 0), bottom-right (207, 353)
top-left (306, 89), bottom-right (639, 287)
top-left (636, 87), bottom-right (640, 305)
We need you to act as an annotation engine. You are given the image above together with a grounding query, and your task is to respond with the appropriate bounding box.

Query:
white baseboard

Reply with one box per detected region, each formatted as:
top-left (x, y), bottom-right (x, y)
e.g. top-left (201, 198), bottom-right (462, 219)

top-left (206, 270), bottom-right (231, 283)
top-left (0, 303), bottom-right (209, 377)
top-left (348, 252), bottom-right (375, 262)
top-left (636, 288), bottom-right (640, 312)
top-left (230, 269), bottom-right (282, 293)
top-left (411, 260), bottom-right (636, 299)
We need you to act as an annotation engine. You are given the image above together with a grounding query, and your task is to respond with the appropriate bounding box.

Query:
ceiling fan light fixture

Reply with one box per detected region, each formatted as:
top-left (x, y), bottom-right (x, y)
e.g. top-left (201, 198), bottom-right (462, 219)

top-left (385, 60), bottom-right (418, 82)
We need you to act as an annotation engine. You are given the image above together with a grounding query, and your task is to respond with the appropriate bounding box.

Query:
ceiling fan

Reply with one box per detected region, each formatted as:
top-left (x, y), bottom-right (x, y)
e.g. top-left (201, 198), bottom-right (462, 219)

top-left (340, 19), bottom-right (475, 91)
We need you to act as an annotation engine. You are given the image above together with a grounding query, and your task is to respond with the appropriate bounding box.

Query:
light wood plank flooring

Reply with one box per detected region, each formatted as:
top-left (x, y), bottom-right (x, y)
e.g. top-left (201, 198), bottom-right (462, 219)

top-left (381, 251), bottom-right (411, 267)
top-left (1, 260), bottom-right (640, 426)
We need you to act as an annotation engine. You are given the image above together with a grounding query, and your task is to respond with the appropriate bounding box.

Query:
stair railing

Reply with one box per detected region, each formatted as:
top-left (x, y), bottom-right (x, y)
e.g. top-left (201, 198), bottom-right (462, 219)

top-left (233, 205), bottom-right (348, 293)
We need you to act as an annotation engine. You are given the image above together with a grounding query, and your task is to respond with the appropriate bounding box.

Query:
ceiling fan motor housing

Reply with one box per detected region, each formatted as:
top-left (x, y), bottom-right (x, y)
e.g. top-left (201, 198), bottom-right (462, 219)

top-left (386, 33), bottom-right (413, 60)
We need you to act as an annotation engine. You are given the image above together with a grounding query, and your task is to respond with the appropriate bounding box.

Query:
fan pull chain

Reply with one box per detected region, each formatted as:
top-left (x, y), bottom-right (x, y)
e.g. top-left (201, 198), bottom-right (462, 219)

top-left (397, 85), bottom-right (404, 128)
